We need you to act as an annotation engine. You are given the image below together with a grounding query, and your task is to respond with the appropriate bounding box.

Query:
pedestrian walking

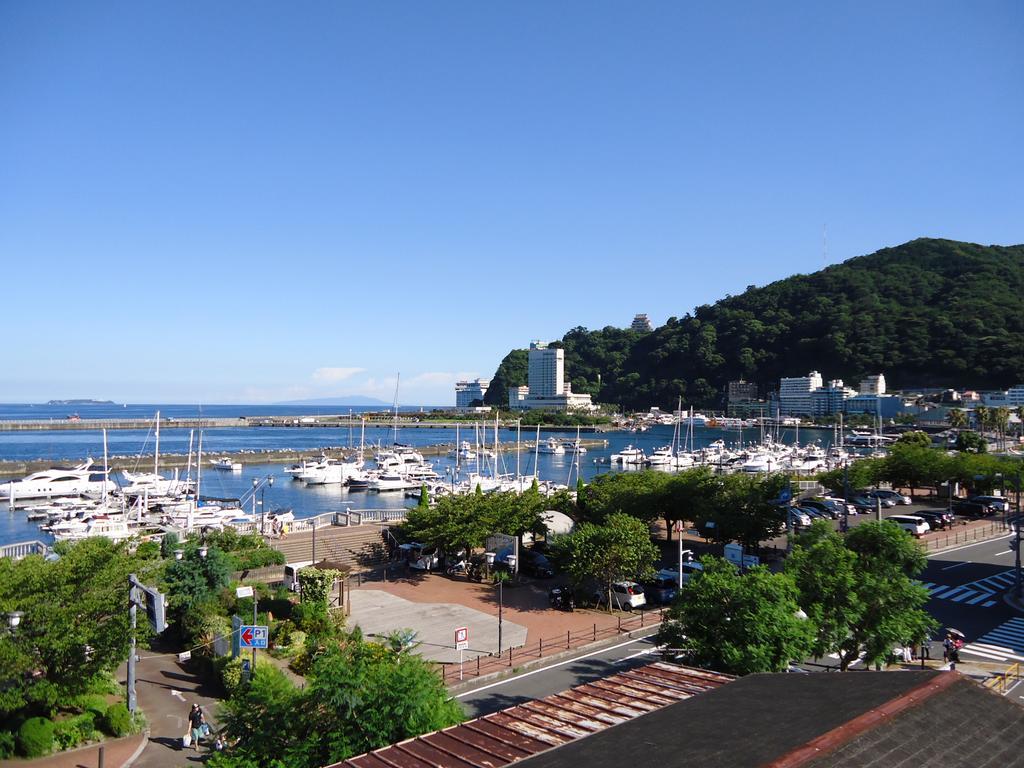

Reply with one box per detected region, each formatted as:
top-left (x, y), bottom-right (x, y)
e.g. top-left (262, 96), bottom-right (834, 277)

top-left (188, 704), bottom-right (205, 751)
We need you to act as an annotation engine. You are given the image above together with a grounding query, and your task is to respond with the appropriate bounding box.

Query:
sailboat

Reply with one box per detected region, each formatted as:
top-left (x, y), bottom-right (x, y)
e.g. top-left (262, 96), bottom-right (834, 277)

top-left (121, 411), bottom-right (192, 498)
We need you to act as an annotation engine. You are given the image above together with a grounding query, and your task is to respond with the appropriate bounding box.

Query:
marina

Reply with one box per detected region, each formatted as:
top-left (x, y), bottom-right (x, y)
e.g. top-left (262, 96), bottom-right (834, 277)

top-left (0, 404), bottom-right (867, 550)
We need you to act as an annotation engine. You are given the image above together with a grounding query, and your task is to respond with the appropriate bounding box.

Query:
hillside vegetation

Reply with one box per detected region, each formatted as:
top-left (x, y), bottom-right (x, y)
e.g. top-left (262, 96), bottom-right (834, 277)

top-left (485, 239), bottom-right (1024, 410)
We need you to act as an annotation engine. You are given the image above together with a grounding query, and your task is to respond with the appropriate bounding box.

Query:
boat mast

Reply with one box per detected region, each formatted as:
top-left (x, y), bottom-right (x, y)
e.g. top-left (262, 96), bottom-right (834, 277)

top-left (102, 428), bottom-right (109, 506)
top-left (516, 419), bottom-right (521, 484)
top-left (152, 411), bottom-right (158, 479)
top-left (534, 423), bottom-right (540, 481)
top-left (392, 373), bottom-right (400, 445)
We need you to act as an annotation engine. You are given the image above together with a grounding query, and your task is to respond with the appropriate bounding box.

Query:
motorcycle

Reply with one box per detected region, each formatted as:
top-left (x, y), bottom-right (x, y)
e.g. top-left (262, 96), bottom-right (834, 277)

top-left (446, 558), bottom-right (468, 577)
top-left (548, 586), bottom-right (575, 611)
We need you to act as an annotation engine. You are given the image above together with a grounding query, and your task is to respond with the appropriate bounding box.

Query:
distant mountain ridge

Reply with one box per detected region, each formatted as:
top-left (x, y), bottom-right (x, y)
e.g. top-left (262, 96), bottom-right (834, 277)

top-left (485, 238), bottom-right (1024, 410)
top-left (274, 396), bottom-right (391, 406)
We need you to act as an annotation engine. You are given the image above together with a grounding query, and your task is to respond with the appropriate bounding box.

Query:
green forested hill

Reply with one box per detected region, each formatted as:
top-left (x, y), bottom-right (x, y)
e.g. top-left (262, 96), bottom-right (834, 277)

top-left (485, 239), bottom-right (1024, 410)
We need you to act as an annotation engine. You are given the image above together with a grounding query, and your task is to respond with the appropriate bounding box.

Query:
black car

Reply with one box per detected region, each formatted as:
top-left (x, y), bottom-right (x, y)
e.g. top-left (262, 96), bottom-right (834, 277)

top-left (519, 549), bottom-right (555, 578)
top-left (951, 500), bottom-right (995, 518)
top-left (801, 499), bottom-right (840, 519)
top-left (967, 495), bottom-right (1011, 514)
top-left (849, 495), bottom-right (877, 514)
top-left (913, 510), bottom-right (956, 530)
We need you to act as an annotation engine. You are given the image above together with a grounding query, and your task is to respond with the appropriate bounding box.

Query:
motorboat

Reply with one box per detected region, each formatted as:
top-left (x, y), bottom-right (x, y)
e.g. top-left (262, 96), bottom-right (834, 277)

top-left (51, 514), bottom-right (135, 542)
top-left (611, 446), bottom-right (646, 464)
top-left (538, 438), bottom-right (565, 455)
top-left (211, 457), bottom-right (242, 471)
top-left (120, 469), bottom-right (193, 498)
top-left (1, 459), bottom-right (117, 504)
top-left (562, 440), bottom-right (587, 454)
top-left (300, 457), bottom-right (365, 485)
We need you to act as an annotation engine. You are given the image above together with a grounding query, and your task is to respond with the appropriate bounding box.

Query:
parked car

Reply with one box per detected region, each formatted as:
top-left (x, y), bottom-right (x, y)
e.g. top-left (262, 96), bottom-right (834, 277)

top-left (849, 495), bottom-right (878, 514)
top-left (912, 510), bottom-right (956, 531)
top-left (967, 495), bottom-right (1011, 514)
top-left (820, 496), bottom-right (858, 515)
top-left (519, 549), bottom-right (555, 578)
top-left (868, 489), bottom-right (912, 506)
top-left (643, 569), bottom-right (680, 606)
top-left (951, 499), bottom-right (995, 518)
top-left (801, 499), bottom-right (841, 519)
top-left (593, 581), bottom-right (647, 611)
top-left (795, 506), bottom-right (827, 521)
top-left (887, 514), bottom-right (930, 538)
top-left (788, 508), bottom-right (812, 527)
top-left (857, 490), bottom-right (895, 508)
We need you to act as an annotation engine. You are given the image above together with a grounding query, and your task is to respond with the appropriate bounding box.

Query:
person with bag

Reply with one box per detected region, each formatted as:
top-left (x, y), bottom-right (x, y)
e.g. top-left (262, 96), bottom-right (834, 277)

top-left (188, 704), bottom-right (205, 751)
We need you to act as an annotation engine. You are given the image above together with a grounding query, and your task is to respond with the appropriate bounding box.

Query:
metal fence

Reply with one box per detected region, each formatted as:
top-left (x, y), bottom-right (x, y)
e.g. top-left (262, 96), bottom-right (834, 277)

top-left (439, 608), bottom-right (666, 685)
top-left (920, 522), bottom-right (1007, 552)
top-left (984, 662), bottom-right (1021, 694)
top-left (0, 539), bottom-right (49, 560)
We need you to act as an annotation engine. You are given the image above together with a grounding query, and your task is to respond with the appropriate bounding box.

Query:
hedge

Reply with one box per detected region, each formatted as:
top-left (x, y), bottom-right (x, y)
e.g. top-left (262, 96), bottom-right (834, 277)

top-left (17, 717), bottom-right (54, 757)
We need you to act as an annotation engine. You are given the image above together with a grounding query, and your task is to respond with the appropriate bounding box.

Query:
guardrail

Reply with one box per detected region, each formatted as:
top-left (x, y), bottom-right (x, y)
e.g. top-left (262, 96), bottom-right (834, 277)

top-left (985, 661), bottom-right (1021, 694)
top-left (0, 540), bottom-right (50, 560)
top-left (439, 608), bottom-right (666, 685)
top-left (920, 521), bottom-right (1007, 552)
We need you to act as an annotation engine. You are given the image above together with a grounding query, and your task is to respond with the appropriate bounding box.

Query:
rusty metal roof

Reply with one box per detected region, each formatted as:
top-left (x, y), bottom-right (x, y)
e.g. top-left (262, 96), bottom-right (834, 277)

top-left (326, 662), bottom-right (734, 768)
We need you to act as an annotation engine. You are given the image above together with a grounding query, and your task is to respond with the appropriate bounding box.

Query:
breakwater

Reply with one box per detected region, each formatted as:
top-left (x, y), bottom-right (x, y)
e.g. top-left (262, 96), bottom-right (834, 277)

top-left (0, 415), bottom-right (607, 433)
top-left (0, 438), bottom-right (608, 478)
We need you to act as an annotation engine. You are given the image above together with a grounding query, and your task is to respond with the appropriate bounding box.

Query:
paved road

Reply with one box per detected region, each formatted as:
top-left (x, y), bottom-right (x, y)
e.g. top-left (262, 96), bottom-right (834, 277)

top-left (909, 531), bottom-right (1024, 665)
top-left (455, 632), bottom-right (660, 718)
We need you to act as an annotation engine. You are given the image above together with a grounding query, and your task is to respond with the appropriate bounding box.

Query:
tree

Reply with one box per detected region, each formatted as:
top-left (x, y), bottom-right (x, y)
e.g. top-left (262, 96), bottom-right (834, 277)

top-left (657, 557), bottom-right (814, 675)
top-left (880, 444), bottom-right (947, 497)
top-left (896, 430), bottom-right (931, 448)
top-left (955, 430), bottom-right (988, 454)
top-left (946, 408), bottom-right (968, 430)
top-left (211, 631), bottom-right (463, 768)
top-left (551, 513), bottom-right (658, 609)
top-left (788, 521), bottom-right (934, 670)
top-left (685, 473), bottom-right (788, 551)
top-left (0, 539), bottom-right (153, 718)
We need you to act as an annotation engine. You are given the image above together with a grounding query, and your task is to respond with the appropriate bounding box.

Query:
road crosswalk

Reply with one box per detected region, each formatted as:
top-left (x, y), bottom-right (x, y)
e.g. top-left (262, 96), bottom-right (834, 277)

top-left (918, 568), bottom-right (1019, 609)
top-left (960, 617), bottom-right (1024, 663)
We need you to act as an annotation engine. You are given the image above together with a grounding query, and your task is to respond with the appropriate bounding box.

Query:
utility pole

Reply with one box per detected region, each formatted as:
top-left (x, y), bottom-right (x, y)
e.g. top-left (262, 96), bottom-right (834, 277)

top-left (1016, 470), bottom-right (1022, 600)
top-left (127, 578), bottom-right (138, 713)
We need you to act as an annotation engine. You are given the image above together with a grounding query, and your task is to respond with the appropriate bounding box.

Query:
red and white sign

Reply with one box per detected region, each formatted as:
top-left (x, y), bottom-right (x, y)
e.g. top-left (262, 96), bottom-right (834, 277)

top-left (455, 626), bottom-right (469, 650)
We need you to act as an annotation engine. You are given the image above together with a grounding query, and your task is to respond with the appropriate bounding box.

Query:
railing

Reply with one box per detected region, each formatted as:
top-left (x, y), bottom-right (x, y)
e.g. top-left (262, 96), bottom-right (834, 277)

top-left (920, 522), bottom-right (1007, 552)
top-left (439, 608), bottom-right (666, 685)
top-left (0, 540), bottom-right (49, 560)
top-left (984, 662), bottom-right (1021, 694)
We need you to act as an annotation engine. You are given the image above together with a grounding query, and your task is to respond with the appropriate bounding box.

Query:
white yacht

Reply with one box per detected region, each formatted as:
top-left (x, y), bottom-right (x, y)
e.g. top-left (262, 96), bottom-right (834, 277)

top-left (1, 460), bottom-right (117, 504)
top-left (611, 446), bottom-right (646, 464)
top-left (211, 457), bottom-right (243, 471)
top-left (299, 456), bottom-right (365, 485)
top-left (120, 469), bottom-right (192, 498)
top-left (538, 438), bottom-right (565, 455)
top-left (51, 515), bottom-right (134, 543)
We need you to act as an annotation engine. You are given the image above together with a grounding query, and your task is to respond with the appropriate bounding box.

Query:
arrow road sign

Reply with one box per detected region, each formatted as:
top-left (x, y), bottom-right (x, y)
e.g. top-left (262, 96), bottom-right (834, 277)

top-left (240, 625), bottom-right (269, 649)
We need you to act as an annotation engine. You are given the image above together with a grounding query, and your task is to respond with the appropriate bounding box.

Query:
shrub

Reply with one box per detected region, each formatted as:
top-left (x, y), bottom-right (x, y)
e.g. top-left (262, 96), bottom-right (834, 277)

top-left (103, 703), bottom-right (132, 737)
top-left (232, 548), bottom-right (287, 570)
top-left (214, 656), bottom-right (246, 696)
top-left (160, 531), bottom-right (180, 559)
top-left (261, 596), bottom-right (294, 620)
top-left (135, 540), bottom-right (161, 560)
top-left (69, 693), bottom-right (109, 720)
top-left (54, 712), bottom-right (97, 750)
top-left (0, 731), bottom-right (15, 759)
top-left (17, 717), bottom-right (55, 757)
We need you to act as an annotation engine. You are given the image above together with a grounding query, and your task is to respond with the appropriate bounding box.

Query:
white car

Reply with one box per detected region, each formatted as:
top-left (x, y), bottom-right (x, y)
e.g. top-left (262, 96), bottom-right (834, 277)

top-left (594, 581), bottom-right (647, 611)
top-left (789, 509), bottom-right (812, 527)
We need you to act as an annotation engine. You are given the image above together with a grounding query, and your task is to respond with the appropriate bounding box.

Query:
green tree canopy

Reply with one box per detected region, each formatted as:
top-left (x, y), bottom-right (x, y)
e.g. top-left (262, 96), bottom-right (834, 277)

top-left (0, 539), bottom-right (155, 718)
top-left (657, 556), bottom-right (814, 675)
top-left (211, 631), bottom-right (462, 768)
top-left (788, 521), bottom-right (934, 670)
top-left (551, 513), bottom-right (658, 609)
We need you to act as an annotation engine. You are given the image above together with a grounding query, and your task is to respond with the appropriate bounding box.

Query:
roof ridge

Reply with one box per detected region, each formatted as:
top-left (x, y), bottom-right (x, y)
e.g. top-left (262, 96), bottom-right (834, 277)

top-left (762, 671), bottom-right (959, 768)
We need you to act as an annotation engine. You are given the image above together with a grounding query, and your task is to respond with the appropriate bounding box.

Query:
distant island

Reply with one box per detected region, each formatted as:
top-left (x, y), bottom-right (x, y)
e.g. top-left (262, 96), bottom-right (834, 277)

top-left (46, 399), bottom-right (116, 406)
top-left (273, 396), bottom-right (391, 406)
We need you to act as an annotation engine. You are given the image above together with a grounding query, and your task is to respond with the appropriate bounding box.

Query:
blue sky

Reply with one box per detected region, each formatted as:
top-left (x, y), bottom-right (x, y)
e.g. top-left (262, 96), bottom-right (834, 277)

top-left (2, 2), bottom-right (1021, 405)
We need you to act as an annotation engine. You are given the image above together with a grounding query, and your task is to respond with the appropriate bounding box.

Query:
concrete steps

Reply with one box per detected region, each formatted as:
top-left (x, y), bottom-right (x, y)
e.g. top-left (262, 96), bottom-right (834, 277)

top-left (271, 523), bottom-right (391, 572)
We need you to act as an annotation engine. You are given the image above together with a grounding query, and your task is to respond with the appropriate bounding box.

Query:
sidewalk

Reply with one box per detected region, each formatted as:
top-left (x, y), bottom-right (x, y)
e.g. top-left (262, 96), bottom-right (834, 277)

top-left (0, 734), bottom-right (145, 768)
top-left (124, 639), bottom-right (223, 768)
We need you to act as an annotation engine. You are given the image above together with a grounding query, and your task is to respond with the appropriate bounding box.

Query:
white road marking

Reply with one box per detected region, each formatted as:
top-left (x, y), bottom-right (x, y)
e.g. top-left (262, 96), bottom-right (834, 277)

top-left (941, 561), bottom-right (972, 571)
top-left (996, 550), bottom-right (1014, 556)
top-left (454, 634), bottom-right (656, 698)
top-left (171, 690), bottom-right (185, 701)
top-left (927, 534), bottom-right (1012, 557)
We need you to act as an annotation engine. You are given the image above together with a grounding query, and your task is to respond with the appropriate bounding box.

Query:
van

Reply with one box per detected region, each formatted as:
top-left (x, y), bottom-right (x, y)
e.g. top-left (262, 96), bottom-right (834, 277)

top-left (887, 515), bottom-right (930, 538)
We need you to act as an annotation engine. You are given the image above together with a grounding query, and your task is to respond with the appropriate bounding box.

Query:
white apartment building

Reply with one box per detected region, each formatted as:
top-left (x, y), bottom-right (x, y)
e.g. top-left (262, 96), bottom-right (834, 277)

top-left (455, 378), bottom-right (490, 408)
top-left (859, 374), bottom-right (886, 396)
top-left (507, 341), bottom-right (595, 412)
top-left (778, 371), bottom-right (823, 416)
top-left (983, 384), bottom-right (1024, 408)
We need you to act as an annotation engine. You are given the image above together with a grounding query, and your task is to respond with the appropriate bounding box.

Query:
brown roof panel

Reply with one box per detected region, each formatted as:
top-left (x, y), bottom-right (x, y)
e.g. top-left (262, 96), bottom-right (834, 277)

top-left (325, 662), bottom-right (734, 768)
